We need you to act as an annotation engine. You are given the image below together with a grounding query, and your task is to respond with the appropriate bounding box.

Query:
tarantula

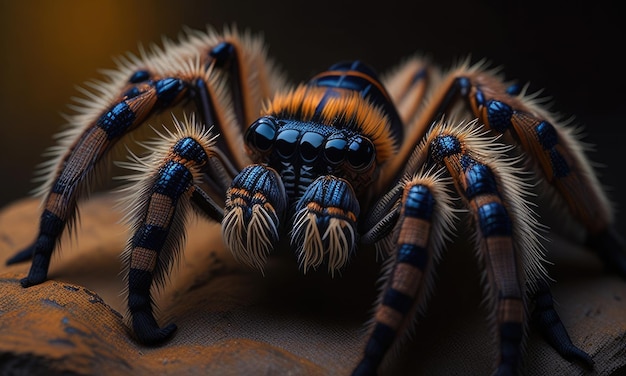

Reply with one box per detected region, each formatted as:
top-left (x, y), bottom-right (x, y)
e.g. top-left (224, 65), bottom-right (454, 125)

top-left (6, 26), bottom-right (625, 375)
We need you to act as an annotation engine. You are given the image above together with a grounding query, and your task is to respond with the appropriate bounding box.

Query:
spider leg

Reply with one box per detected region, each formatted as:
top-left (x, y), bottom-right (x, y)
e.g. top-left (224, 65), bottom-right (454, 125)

top-left (426, 122), bottom-right (546, 375)
top-left (353, 173), bottom-right (454, 376)
top-left (117, 116), bottom-right (223, 344)
top-left (7, 29), bottom-right (282, 289)
top-left (9, 77), bottom-right (189, 287)
top-left (380, 60), bottom-right (611, 369)
top-left (447, 69), bottom-right (622, 362)
top-left (454, 66), bottom-right (624, 277)
top-left (530, 279), bottom-right (594, 369)
top-left (383, 60), bottom-right (625, 277)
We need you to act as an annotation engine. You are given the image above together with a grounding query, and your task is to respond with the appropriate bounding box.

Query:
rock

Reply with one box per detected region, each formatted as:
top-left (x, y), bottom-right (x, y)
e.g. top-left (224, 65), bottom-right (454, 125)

top-left (0, 195), bottom-right (624, 375)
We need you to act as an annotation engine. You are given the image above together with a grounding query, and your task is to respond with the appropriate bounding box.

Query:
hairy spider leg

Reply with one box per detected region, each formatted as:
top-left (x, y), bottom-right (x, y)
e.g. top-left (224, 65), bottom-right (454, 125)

top-left (455, 68), bottom-right (625, 359)
top-left (191, 37), bottom-right (282, 171)
top-left (429, 127), bottom-right (528, 376)
top-left (382, 59), bottom-right (619, 248)
top-left (353, 175), bottom-right (453, 376)
top-left (461, 68), bottom-right (625, 276)
top-left (7, 30), bottom-right (281, 290)
top-left (8, 77), bottom-right (188, 286)
top-left (118, 119), bottom-right (223, 344)
top-left (379, 59), bottom-right (605, 367)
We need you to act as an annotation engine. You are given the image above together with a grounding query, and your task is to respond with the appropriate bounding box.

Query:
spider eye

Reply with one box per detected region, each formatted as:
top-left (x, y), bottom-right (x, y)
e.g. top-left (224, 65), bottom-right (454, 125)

top-left (276, 129), bottom-right (300, 158)
top-left (246, 116), bottom-right (278, 152)
top-left (300, 131), bottom-right (325, 162)
top-left (347, 137), bottom-right (375, 171)
top-left (324, 135), bottom-right (347, 165)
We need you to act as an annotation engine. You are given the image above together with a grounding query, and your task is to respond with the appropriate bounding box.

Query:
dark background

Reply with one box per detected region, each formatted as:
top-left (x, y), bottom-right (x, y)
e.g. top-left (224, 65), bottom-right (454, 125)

top-left (0, 0), bottom-right (624, 230)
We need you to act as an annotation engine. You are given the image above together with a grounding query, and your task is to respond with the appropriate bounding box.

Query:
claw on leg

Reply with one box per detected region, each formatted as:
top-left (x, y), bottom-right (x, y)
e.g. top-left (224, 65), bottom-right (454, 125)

top-left (128, 268), bottom-right (177, 345)
top-left (6, 247), bottom-right (34, 265)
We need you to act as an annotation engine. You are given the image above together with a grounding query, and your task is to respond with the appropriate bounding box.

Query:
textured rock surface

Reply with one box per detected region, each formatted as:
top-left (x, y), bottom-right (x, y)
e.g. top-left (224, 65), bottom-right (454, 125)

top-left (0, 195), bottom-right (624, 375)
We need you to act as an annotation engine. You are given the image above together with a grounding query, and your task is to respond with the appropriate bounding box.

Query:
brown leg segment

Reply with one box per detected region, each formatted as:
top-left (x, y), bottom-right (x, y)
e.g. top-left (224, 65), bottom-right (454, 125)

top-left (353, 177), bottom-right (445, 376)
top-left (461, 69), bottom-right (626, 277)
top-left (7, 30), bottom-right (280, 288)
top-left (10, 78), bottom-right (188, 286)
top-left (429, 127), bottom-right (529, 375)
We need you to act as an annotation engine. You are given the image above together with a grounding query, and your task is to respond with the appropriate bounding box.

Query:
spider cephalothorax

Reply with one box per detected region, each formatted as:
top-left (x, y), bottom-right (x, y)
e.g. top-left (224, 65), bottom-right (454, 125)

top-left (6, 26), bottom-right (625, 376)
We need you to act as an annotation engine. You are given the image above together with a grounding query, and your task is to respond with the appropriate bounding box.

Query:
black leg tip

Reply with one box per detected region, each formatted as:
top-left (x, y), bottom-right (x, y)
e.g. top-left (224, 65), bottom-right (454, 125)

top-left (136, 323), bottom-right (177, 346)
top-left (351, 359), bottom-right (377, 376)
top-left (19, 275), bottom-right (46, 288)
top-left (6, 246), bottom-right (35, 265)
top-left (563, 345), bottom-right (595, 370)
top-left (133, 311), bottom-right (177, 346)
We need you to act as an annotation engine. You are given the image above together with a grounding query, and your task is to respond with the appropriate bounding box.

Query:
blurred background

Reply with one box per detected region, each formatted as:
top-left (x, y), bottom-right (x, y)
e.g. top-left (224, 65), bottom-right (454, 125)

top-left (0, 0), bottom-right (624, 230)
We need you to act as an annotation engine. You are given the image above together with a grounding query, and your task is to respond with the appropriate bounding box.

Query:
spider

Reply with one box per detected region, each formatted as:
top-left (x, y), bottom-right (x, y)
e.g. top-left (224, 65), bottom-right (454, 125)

top-left (5, 26), bottom-right (625, 376)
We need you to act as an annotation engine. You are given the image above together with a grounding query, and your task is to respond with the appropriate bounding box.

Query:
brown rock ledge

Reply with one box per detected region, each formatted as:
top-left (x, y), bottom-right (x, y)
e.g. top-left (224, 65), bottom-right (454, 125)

top-left (0, 196), bottom-right (624, 375)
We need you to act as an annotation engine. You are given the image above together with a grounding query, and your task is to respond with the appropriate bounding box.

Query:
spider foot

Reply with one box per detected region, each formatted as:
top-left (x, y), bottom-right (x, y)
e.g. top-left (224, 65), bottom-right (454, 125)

top-left (554, 342), bottom-right (594, 369)
top-left (532, 281), bottom-right (594, 369)
top-left (586, 227), bottom-right (626, 279)
top-left (538, 318), bottom-right (594, 369)
top-left (14, 241), bottom-right (54, 287)
top-left (19, 274), bottom-right (47, 288)
top-left (19, 264), bottom-right (51, 287)
top-left (132, 311), bottom-right (177, 345)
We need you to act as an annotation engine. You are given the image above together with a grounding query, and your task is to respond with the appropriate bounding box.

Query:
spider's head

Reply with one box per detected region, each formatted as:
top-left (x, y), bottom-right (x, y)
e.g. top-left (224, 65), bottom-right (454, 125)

top-left (245, 61), bottom-right (399, 201)
top-left (245, 114), bottom-right (380, 193)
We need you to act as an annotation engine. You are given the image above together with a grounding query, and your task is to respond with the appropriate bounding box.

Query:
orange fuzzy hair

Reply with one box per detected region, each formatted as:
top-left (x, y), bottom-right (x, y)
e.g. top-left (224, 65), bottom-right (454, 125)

top-left (262, 85), bottom-right (397, 165)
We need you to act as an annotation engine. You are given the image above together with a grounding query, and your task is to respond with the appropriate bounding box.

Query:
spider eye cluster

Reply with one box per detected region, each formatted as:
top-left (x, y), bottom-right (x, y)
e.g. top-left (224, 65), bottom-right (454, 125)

top-left (245, 116), bottom-right (376, 172)
top-left (325, 135), bottom-right (375, 170)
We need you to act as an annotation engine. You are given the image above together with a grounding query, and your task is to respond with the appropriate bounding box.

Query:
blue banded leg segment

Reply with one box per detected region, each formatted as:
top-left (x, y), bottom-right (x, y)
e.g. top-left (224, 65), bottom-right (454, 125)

top-left (291, 175), bottom-right (360, 276)
top-left (353, 183), bottom-right (436, 376)
top-left (466, 175), bottom-right (524, 375)
top-left (7, 76), bottom-right (188, 288)
top-left (430, 129), bottom-right (592, 373)
top-left (126, 134), bottom-right (211, 345)
top-left (430, 133), bottom-right (526, 375)
top-left (222, 164), bottom-right (288, 272)
top-left (458, 72), bottom-right (626, 277)
top-left (472, 94), bottom-right (611, 233)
